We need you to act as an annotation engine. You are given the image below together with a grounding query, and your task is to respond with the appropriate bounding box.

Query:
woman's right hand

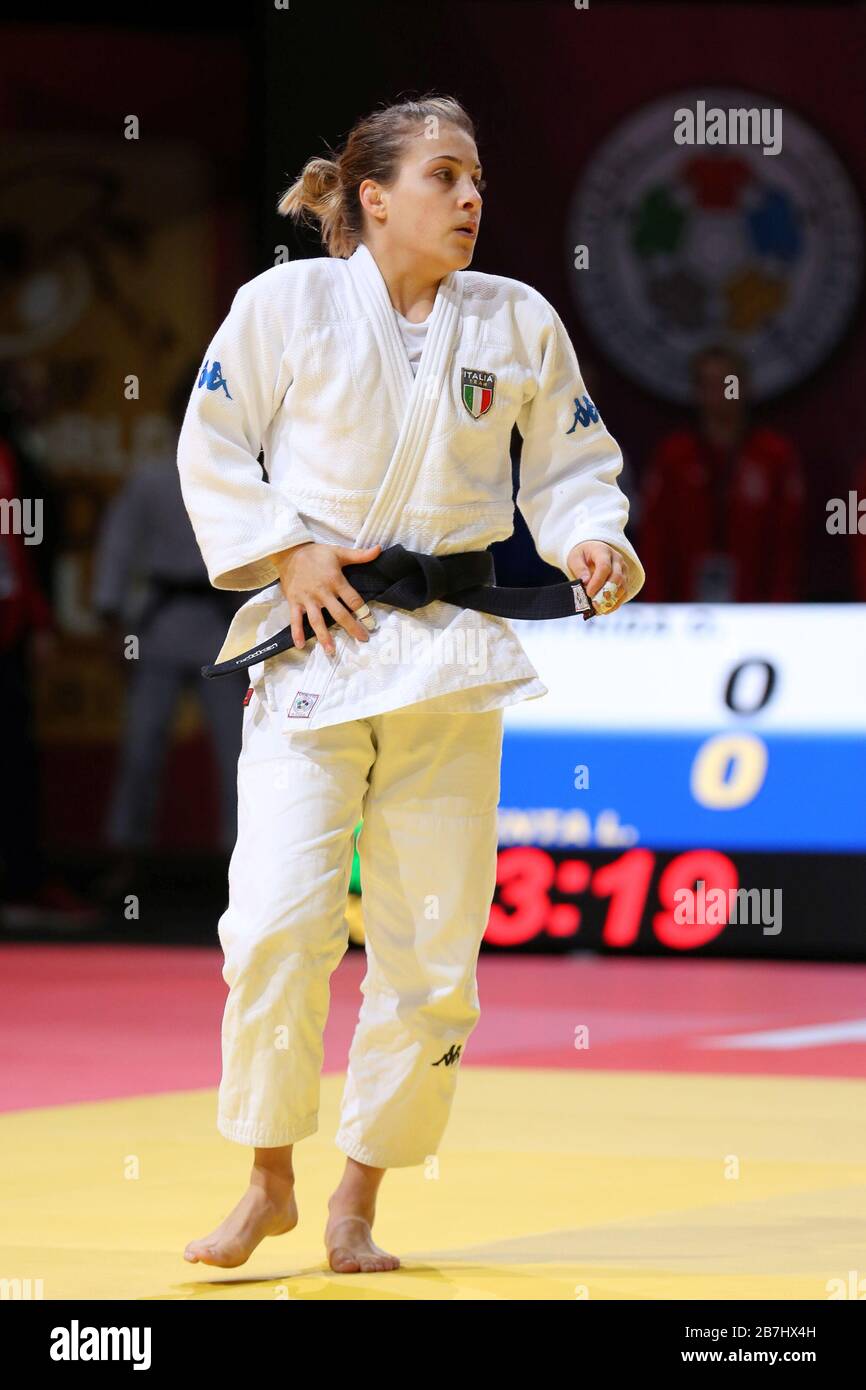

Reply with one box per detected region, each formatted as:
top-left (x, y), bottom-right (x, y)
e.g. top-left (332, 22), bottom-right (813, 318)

top-left (268, 541), bottom-right (382, 655)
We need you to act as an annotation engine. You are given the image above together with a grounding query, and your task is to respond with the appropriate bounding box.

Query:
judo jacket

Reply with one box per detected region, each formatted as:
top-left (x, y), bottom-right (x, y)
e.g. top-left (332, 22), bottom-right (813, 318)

top-left (176, 240), bottom-right (645, 732)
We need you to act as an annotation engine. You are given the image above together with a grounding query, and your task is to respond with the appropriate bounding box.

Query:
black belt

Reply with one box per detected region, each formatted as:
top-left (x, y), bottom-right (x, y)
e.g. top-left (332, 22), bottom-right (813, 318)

top-left (201, 544), bottom-right (597, 679)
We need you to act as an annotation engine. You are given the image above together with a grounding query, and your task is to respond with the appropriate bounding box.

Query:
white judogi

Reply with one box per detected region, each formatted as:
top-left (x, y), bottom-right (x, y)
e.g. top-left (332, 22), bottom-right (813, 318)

top-left (218, 693), bottom-right (504, 1162)
top-left (177, 242), bottom-right (644, 1164)
top-left (177, 241), bottom-right (645, 731)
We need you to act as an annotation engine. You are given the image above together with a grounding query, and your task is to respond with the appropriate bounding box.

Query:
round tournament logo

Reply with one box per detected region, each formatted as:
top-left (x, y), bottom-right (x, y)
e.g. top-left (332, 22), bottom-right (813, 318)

top-left (566, 88), bottom-right (864, 402)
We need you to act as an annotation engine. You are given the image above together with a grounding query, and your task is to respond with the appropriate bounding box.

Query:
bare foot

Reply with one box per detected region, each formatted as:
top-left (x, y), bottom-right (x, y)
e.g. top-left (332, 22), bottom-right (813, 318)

top-left (184, 1173), bottom-right (298, 1268)
top-left (325, 1204), bottom-right (401, 1273)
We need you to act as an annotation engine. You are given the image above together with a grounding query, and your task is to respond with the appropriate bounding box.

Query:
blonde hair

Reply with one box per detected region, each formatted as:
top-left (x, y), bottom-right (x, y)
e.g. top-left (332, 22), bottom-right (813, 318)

top-left (277, 92), bottom-right (477, 258)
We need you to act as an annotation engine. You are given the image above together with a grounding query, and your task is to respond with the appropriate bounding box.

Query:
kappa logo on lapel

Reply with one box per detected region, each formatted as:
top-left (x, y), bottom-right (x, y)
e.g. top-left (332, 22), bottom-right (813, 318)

top-left (288, 690), bottom-right (320, 718)
top-left (460, 367), bottom-right (496, 418)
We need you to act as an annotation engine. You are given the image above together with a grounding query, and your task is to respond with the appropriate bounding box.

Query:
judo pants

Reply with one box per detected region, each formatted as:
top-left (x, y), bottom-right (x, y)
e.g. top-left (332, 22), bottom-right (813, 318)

top-left (216, 688), bottom-right (504, 1168)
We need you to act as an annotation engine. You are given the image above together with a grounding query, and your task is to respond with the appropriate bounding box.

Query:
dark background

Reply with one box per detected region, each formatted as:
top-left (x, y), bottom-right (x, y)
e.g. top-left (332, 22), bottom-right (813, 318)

top-left (1, 0), bottom-right (863, 914)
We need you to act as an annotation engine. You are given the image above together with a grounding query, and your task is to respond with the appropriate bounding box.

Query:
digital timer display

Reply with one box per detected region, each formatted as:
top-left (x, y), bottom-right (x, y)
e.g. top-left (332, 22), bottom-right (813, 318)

top-left (485, 604), bottom-right (866, 957)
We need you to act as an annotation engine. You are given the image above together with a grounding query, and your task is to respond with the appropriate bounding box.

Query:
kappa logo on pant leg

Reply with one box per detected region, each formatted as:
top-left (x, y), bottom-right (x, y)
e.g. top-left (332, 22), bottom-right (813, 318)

top-left (431, 1043), bottom-right (463, 1067)
top-left (288, 690), bottom-right (320, 718)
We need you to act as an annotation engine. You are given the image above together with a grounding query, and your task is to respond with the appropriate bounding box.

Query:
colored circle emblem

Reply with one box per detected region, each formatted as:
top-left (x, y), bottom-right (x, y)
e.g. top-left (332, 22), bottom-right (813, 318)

top-left (566, 88), bottom-right (864, 401)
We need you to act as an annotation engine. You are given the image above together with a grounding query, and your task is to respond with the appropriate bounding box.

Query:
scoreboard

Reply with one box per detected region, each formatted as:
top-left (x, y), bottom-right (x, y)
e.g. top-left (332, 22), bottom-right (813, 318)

top-left (491, 604), bottom-right (866, 957)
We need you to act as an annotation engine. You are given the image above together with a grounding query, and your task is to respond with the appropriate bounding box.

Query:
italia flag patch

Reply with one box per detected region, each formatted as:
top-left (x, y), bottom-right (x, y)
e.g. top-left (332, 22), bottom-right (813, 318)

top-left (461, 367), bottom-right (496, 418)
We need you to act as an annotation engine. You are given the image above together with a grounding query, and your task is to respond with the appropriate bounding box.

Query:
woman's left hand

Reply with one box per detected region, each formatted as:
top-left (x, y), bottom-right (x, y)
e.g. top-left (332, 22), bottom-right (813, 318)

top-left (566, 541), bottom-right (628, 615)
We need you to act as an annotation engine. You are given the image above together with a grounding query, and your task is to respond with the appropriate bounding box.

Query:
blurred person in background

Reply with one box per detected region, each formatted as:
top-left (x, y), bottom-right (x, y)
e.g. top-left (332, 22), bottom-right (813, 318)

top-left (638, 343), bottom-right (806, 602)
top-left (0, 361), bottom-right (97, 927)
top-left (91, 366), bottom-right (247, 902)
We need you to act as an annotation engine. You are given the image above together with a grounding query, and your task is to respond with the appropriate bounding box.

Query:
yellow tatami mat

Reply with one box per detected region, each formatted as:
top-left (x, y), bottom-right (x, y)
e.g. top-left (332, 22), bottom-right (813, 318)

top-left (1, 1068), bottom-right (864, 1300)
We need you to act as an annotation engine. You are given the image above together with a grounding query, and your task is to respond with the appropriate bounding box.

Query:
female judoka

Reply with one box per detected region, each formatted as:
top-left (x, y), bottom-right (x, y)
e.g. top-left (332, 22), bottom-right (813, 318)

top-left (178, 93), bottom-right (645, 1273)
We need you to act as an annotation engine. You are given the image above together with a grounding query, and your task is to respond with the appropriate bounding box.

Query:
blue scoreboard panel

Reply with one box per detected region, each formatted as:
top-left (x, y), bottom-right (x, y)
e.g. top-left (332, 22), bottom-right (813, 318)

top-left (492, 604), bottom-right (866, 958)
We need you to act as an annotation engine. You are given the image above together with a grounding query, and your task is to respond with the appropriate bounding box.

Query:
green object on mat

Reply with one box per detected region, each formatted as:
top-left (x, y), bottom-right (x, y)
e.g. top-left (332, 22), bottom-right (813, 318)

top-left (348, 820), bottom-right (363, 895)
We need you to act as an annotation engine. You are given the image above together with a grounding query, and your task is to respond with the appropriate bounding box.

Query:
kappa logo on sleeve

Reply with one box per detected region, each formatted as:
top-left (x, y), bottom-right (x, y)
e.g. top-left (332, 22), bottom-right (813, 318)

top-left (197, 359), bottom-right (232, 398)
top-left (288, 690), bottom-right (320, 718)
top-left (566, 393), bottom-right (600, 432)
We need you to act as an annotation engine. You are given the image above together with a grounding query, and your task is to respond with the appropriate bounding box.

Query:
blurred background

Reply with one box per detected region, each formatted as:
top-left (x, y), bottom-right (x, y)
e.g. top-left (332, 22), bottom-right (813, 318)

top-left (2, 0), bottom-right (866, 1305)
top-left (1, 2), bottom-right (864, 952)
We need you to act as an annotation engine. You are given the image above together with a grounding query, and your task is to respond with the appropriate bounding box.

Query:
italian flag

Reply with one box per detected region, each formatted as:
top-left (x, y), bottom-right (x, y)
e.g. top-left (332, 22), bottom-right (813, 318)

top-left (463, 382), bottom-right (493, 417)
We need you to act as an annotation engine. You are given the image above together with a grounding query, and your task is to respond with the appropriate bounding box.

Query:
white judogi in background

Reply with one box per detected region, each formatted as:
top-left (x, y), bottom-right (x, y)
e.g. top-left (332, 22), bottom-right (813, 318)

top-left (177, 243), bottom-right (644, 1162)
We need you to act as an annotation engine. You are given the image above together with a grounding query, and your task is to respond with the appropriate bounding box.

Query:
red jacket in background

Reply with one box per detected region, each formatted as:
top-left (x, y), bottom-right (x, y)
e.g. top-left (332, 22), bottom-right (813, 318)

top-left (638, 426), bottom-right (806, 602)
top-left (0, 439), bottom-right (53, 651)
